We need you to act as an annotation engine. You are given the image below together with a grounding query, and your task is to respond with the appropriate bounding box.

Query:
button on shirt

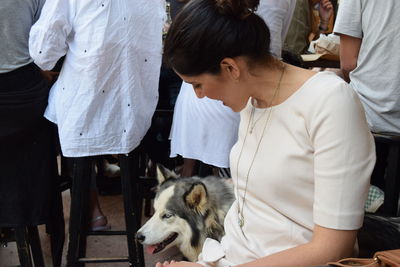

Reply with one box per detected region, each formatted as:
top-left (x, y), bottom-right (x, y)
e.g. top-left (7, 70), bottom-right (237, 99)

top-left (29, 0), bottom-right (164, 157)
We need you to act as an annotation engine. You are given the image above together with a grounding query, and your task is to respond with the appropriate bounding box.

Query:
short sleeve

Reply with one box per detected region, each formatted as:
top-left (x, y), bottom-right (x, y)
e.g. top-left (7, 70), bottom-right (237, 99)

top-left (310, 78), bottom-right (376, 230)
top-left (29, 0), bottom-right (73, 70)
top-left (334, 0), bottom-right (363, 38)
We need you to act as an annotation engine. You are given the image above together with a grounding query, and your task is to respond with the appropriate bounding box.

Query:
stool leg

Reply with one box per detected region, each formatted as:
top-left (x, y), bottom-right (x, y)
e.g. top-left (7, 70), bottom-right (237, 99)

top-left (119, 151), bottom-right (145, 267)
top-left (15, 226), bottom-right (33, 267)
top-left (48, 187), bottom-right (65, 267)
top-left (28, 226), bottom-right (45, 267)
top-left (66, 157), bottom-right (92, 267)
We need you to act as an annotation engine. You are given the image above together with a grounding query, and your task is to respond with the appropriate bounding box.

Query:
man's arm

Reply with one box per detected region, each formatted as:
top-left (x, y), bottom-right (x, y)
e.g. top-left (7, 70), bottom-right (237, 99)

top-left (338, 34), bottom-right (362, 83)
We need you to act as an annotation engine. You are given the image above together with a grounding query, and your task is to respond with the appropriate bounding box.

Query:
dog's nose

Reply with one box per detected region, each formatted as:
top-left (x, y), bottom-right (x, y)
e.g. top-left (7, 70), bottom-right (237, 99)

top-left (136, 232), bottom-right (145, 242)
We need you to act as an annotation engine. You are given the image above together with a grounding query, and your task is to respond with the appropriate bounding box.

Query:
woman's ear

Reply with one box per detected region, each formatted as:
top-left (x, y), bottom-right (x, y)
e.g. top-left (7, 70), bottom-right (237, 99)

top-left (220, 58), bottom-right (241, 81)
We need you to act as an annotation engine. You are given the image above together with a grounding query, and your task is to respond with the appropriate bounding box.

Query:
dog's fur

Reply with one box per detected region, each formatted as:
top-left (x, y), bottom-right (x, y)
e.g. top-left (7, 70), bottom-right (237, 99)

top-left (136, 165), bottom-right (234, 261)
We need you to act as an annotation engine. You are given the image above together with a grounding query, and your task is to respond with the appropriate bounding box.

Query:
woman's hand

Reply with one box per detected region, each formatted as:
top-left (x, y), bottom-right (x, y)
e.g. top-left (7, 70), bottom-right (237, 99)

top-left (155, 260), bottom-right (205, 267)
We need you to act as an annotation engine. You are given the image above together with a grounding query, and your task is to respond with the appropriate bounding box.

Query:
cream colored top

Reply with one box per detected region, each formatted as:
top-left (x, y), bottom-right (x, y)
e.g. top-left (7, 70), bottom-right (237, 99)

top-left (198, 72), bottom-right (376, 267)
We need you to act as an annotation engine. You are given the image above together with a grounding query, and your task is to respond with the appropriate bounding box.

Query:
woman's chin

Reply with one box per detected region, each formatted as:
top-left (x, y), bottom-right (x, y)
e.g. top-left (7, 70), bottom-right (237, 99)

top-left (222, 101), bottom-right (232, 109)
top-left (222, 102), bottom-right (241, 112)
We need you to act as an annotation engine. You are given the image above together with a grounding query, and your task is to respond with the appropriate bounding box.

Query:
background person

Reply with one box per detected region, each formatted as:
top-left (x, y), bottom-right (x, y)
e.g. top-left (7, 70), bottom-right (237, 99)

top-left (0, 0), bottom-right (58, 230)
top-left (160, 0), bottom-right (376, 266)
top-left (283, 0), bottom-right (334, 56)
top-left (334, 0), bottom-right (400, 135)
top-left (29, 0), bottom-right (164, 230)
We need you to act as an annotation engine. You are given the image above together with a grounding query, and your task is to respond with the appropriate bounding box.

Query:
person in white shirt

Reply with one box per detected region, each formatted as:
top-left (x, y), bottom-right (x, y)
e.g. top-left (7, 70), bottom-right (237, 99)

top-left (159, 0), bottom-right (376, 266)
top-left (29, 0), bottom-right (164, 231)
top-left (169, 0), bottom-right (296, 177)
top-left (334, 0), bottom-right (400, 135)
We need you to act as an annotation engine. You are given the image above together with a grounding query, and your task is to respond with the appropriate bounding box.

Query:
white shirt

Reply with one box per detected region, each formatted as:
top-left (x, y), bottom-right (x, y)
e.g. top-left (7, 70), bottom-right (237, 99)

top-left (170, 83), bottom-right (240, 168)
top-left (258, 0), bottom-right (296, 58)
top-left (29, 0), bottom-right (165, 157)
top-left (334, 0), bottom-right (400, 135)
top-left (198, 72), bottom-right (376, 266)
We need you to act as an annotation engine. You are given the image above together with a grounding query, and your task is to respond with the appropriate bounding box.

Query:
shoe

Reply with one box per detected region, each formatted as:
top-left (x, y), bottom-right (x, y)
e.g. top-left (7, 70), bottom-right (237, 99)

top-left (89, 215), bottom-right (111, 231)
top-left (364, 185), bottom-right (384, 213)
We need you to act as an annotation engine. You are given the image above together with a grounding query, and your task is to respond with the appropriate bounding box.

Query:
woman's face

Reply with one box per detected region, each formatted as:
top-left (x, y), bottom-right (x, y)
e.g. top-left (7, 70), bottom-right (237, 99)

top-left (177, 65), bottom-right (249, 112)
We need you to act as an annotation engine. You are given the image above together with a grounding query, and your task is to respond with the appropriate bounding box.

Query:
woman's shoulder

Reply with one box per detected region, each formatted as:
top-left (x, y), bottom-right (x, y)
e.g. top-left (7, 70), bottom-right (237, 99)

top-left (289, 71), bottom-right (364, 123)
top-left (300, 71), bottom-right (357, 102)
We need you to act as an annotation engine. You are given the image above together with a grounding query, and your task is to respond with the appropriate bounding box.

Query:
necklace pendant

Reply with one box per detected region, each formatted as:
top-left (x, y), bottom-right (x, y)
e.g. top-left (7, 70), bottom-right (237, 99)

top-left (238, 217), bottom-right (244, 228)
top-left (249, 126), bottom-right (254, 134)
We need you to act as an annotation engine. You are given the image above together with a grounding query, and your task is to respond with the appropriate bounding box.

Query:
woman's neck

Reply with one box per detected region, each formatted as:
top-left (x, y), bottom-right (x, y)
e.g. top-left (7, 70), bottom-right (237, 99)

top-left (250, 63), bottom-right (316, 108)
top-left (250, 63), bottom-right (286, 108)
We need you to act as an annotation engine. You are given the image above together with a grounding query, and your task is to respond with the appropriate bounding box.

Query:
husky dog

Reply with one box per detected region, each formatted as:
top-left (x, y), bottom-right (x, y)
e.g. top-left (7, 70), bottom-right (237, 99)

top-left (136, 165), bottom-right (235, 261)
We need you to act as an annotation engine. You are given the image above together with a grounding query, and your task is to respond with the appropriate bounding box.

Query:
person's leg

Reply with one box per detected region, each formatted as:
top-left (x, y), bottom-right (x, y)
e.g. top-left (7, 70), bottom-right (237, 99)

top-left (180, 158), bottom-right (197, 177)
top-left (88, 161), bottom-right (110, 231)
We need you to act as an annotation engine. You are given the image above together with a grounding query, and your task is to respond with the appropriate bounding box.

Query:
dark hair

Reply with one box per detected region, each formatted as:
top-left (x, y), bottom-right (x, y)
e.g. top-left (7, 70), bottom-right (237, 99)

top-left (164, 0), bottom-right (272, 76)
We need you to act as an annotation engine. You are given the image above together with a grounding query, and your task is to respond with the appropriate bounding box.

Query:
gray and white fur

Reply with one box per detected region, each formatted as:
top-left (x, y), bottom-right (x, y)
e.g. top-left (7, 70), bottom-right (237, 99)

top-left (136, 165), bottom-right (234, 261)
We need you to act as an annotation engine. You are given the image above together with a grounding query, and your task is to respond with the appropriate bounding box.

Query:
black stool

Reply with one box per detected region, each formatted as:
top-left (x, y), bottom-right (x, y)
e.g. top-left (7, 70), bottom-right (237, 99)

top-left (372, 133), bottom-right (400, 216)
top-left (0, 162), bottom-right (65, 267)
top-left (0, 190), bottom-right (65, 267)
top-left (66, 149), bottom-right (144, 266)
top-left (0, 226), bottom-right (44, 267)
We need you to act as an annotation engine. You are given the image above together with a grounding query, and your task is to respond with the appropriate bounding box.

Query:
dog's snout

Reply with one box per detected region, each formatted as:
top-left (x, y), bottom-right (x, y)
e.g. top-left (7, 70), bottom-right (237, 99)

top-left (136, 232), bottom-right (145, 242)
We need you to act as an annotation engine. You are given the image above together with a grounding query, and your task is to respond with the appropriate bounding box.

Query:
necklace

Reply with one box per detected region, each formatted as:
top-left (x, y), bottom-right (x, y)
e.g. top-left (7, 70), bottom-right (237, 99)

top-left (249, 107), bottom-right (266, 134)
top-left (235, 65), bottom-right (285, 236)
top-left (248, 66), bottom-right (285, 134)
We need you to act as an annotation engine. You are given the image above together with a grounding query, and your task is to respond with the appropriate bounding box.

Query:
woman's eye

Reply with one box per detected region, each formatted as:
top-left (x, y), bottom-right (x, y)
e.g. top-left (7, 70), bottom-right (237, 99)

top-left (162, 213), bottom-right (173, 219)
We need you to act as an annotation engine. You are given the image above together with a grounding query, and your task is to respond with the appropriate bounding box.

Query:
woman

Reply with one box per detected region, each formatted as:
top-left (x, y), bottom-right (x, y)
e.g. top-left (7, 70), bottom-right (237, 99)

top-left (159, 0), bottom-right (376, 266)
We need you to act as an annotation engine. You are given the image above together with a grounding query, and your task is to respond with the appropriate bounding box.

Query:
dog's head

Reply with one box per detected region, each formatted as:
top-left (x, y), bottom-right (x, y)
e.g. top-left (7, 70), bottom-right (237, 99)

top-left (136, 171), bottom-right (210, 261)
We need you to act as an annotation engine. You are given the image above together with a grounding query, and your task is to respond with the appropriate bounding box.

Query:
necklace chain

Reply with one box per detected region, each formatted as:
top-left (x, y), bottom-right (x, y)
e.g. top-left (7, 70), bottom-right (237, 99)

top-left (249, 107), bottom-right (267, 134)
top-left (235, 65), bottom-right (285, 236)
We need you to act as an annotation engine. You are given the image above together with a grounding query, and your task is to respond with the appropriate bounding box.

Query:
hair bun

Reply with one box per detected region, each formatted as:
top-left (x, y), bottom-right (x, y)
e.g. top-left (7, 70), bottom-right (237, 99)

top-left (215, 0), bottom-right (260, 19)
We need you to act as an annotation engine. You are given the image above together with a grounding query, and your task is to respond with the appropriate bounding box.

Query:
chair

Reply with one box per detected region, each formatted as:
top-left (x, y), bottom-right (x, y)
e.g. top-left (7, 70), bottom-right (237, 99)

top-left (358, 214), bottom-right (400, 257)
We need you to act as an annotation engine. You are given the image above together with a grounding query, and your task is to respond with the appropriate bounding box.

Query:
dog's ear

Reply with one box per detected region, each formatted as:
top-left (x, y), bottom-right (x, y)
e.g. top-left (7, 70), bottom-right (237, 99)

top-left (185, 182), bottom-right (208, 215)
top-left (156, 164), bottom-right (179, 184)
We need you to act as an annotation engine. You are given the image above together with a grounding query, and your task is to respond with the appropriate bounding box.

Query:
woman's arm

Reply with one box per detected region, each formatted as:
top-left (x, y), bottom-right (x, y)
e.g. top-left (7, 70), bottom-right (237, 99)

top-left (236, 225), bottom-right (357, 267)
top-left (158, 225), bottom-right (357, 267)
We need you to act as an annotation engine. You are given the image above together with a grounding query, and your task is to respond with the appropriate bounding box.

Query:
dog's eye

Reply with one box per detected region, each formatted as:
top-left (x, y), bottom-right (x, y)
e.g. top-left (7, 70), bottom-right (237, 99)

top-left (162, 213), bottom-right (174, 219)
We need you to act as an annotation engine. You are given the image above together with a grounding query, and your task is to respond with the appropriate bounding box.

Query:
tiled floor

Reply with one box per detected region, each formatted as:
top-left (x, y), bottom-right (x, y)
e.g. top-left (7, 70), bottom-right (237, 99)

top-left (0, 191), bottom-right (183, 267)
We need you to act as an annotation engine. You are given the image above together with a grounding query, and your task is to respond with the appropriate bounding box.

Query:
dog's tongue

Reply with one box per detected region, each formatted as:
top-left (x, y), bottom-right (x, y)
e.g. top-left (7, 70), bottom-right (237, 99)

top-left (146, 245), bottom-right (157, 254)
